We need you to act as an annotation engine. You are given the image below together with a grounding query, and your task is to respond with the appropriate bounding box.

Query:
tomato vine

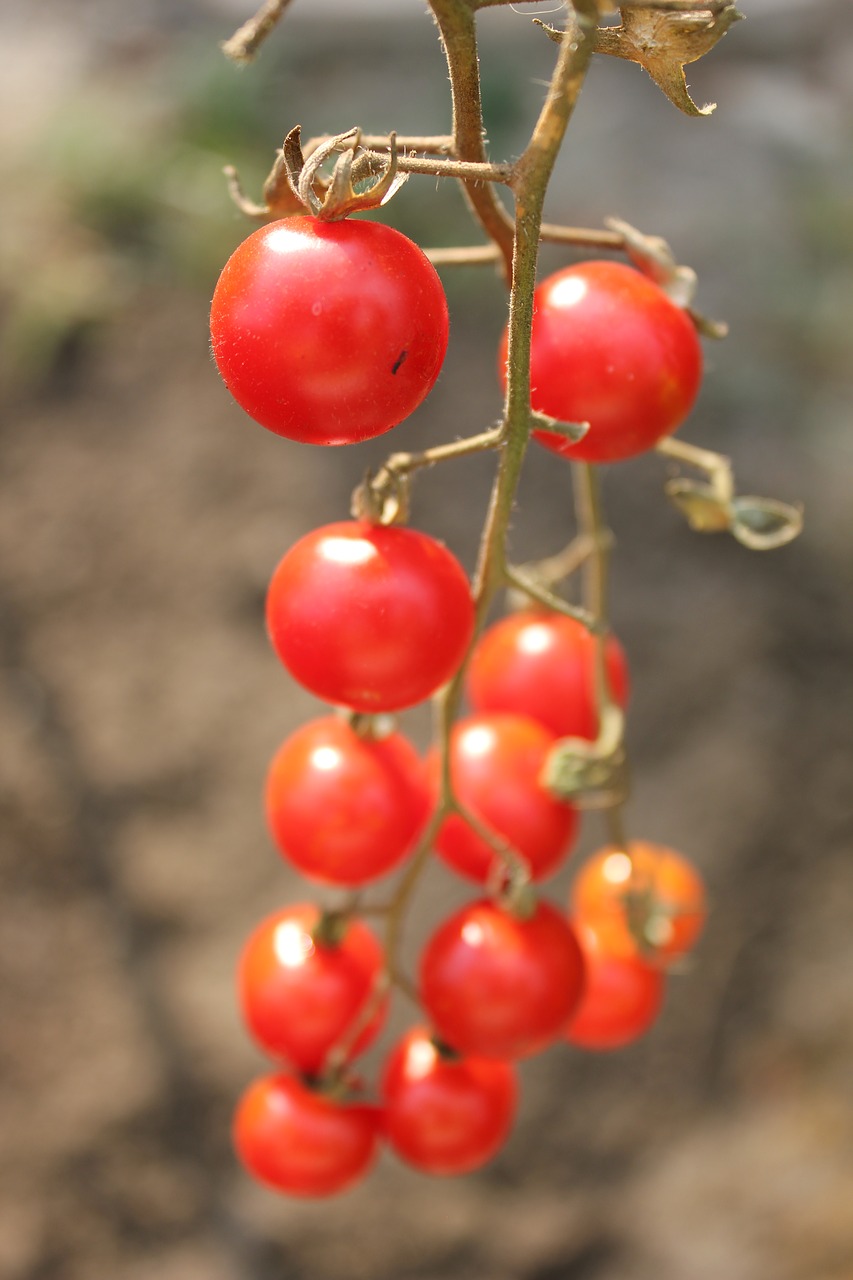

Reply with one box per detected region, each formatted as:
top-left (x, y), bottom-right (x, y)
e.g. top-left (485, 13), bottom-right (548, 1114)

top-left (211, 0), bottom-right (802, 1198)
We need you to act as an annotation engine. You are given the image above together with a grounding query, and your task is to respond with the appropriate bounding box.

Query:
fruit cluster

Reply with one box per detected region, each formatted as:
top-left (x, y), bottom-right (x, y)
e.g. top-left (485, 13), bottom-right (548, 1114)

top-left (211, 215), bottom-right (708, 1198)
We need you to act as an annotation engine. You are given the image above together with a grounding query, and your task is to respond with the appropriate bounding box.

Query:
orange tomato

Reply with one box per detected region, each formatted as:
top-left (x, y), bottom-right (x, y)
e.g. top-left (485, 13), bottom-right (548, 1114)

top-left (571, 841), bottom-right (706, 966)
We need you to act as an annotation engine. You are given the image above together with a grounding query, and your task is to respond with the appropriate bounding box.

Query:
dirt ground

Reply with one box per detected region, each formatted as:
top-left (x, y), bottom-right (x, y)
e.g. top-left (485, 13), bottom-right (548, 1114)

top-left (1, 3), bottom-right (852, 1278)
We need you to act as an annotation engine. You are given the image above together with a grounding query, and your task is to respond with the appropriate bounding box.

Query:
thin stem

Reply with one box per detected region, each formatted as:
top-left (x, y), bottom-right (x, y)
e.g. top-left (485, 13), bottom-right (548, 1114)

top-left (378, 427), bottom-right (504, 479)
top-left (304, 134), bottom-right (456, 155)
top-left (447, 799), bottom-right (531, 888)
top-left (353, 426), bottom-right (503, 525)
top-left (427, 0), bottom-right (515, 277)
top-left (425, 244), bottom-right (503, 266)
top-left (571, 460), bottom-right (632, 843)
top-left (393, 156), bottom-right (513, 183)
top-left (539, 222), bottom-right (624, 250)
top-left (512, 532), bottom-right (610, 595)
top-left (656, 435), bottom-right (734, 502)
top-left (504, 566), bottom-right (598, 632)
top-left (572, 462), bottom-right (610, 621)
top-left (221, 0), bottom-right (294, 63)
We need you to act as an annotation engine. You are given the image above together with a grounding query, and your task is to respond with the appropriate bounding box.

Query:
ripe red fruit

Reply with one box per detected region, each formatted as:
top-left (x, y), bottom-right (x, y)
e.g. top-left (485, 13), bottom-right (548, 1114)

top-left (428, 713), bottom-right (578, 883)
top-left (571, 841), bottom-right (707, 965)
top-left (419, 898), bottom-right (586, 1059)
top-left (234, 1072), bottom-right (380, 1197)
top-left (210, 216), bottom-right (449, 445)
top-left (238, 904), bottom-right (387, 1074)
top-left (266, 521), bottom-right (475, 713)
top-left (565, 921), bottom-right (665, 1051)
top-left (498, 260), bottom-right (702, 464)
top-left (265, 716), bottom-right (429, 886)
top-left (466, 610), bottom-right (629, 742)
top-left (381, 1027), bottom-right (518, 1175)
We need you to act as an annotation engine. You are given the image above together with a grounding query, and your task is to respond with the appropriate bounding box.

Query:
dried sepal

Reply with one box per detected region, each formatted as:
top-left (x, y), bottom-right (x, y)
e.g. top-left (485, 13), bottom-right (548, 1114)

top-left (542, 705), bottom-right (629, 807)
top-left (284, 127), bottom-right (408, 221)
top-left (350, 468), bottom-right (411, 528)
top-left (595, 2), bottom-right (743, 117)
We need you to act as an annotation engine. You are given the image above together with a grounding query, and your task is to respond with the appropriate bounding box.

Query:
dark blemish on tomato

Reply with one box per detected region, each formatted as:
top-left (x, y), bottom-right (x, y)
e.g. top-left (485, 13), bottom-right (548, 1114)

top-left (391, 350), bottom-right (408, 375)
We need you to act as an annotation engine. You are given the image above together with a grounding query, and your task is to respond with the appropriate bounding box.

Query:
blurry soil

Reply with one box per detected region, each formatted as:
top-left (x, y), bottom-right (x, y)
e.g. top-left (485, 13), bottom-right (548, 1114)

top-left (1, 3), bottom-right (852, 1279)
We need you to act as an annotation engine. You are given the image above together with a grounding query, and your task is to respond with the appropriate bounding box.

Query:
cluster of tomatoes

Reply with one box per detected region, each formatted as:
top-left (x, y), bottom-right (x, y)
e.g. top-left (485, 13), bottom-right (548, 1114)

top-left (210, 214), bottom-right (707, 1197)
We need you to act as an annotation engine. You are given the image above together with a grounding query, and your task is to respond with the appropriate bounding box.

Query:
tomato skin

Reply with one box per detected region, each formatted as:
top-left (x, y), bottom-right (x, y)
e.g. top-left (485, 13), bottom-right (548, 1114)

top-left (265, 717), bottom-right (429, 886)
top-left (565, 921), bottom-right (665, 1051)
top-left (234, 1072), bottom-right (380, 1197)
top-left (419, 898), bottom-right (586, 1060)
top-left (210, 217), bottom-right (449, 445)
top-left (238, 904), bottom-right (387, 1074)
top-left (381, 1027), bottom-right (517, 1175)
top-left (266, 521), bottom-right (475, 713)
top-left (571, 842), bottom-right (707, 965)
top-left (428, 713), bottom-right (578, 883)
top-left (498, 260), bottom-right (702, 464)
top-left (467, 611), bottom-right (629, 741)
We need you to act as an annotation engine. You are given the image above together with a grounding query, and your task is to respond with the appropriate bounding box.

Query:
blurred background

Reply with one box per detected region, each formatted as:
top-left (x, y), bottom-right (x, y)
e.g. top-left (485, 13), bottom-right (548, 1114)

top-left (1, 1), bottom-right (852, 1277)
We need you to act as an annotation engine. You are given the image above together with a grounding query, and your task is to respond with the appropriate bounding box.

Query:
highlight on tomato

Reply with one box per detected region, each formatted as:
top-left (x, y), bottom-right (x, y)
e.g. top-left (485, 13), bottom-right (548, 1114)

top-left (498, 259), bottom-right (702, 464)
top-left (265, 716), bottom-right (429, 886)
top-left (419, 897), bottom-right (586, 1060)
top-left (466, 609), bottom-right (630, 741)
top-left (266, 520), bottom-right (475, 713)
top-left (210, 216), bottom-right (449, 445)
top-left (234, 1072), bottom-right (381, 1198)
top-left (381, 1027), bottom-right (518, 1175)
top-left (565, 919), bottom-right (665, 1051)
top-left (570, 841), bottom-right (707, 965)
top-left (238, 903), bottom-right (388, 1075)
top-left (427, 713), bottom-right (579, 883)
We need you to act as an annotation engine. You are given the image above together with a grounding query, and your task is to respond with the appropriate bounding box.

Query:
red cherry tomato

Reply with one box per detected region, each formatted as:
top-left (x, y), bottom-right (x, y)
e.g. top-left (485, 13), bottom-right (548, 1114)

top-left (381, 1027), bottom-right (517, 1175)
top-left (210, 216), bottom-right (449, 445)
top-left (238, 904), bottom-right (387, 1075)
top-left (571, 841), bottom-right (707, 965)
top-left (234, 1072), bottom-right (380, 1197)
top-left (266, 521), bottom-right (475, 713)
top-left (565, 920), bottom-right (665, 1051)
top-left (265, 716), bottom-right (429, 886)
top-left (498, 260), bottom-right (702, 463)
top-left (467, 611), bottom-right (629, 742)
top-left (428, 713), bottom-right (578, 883)
top-left (419, 898), bottom-right (585, 1060)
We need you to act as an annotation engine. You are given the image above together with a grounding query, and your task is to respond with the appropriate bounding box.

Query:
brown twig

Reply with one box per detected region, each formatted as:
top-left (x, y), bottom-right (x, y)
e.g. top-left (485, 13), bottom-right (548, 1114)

top-left (221, 0), bottom-right (295, 63)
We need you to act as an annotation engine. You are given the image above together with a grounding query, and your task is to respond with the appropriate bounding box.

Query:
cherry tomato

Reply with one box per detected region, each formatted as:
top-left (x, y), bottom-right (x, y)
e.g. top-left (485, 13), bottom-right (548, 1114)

top-left (428, 713), bottom-right (578, 883)
top-left (238, 904), bottom-right (387, 1075)
top-left (419, 898), bottom-right (585, 1060)
top-left (571, 841), bottom-right (707, 965)
top-left (498, 260), bottom-right (702, 463)
top-left (266, 521), bottom-right (475, 713)
top-left (234, 1072), bottom-right (380, 1197)
top-left (467, 610), bottom-right (630, 742)
top-left (265, 716), bottom-right (429, 886)
top-left (381, 1027), bottom-right (517, 1175)
top-left (565, 920), bottom-right (665, 1051)
top-left (210, 216), bottom-right (449, 445)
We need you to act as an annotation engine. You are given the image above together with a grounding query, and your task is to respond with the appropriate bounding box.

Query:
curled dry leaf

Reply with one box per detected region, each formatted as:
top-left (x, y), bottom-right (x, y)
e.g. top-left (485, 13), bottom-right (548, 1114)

top-left (594, 2), bottom-right (744, 117)
top-left (730, 496), bottom-right (804, 551)
top-left (665, 480), bottom-right (804, 550)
